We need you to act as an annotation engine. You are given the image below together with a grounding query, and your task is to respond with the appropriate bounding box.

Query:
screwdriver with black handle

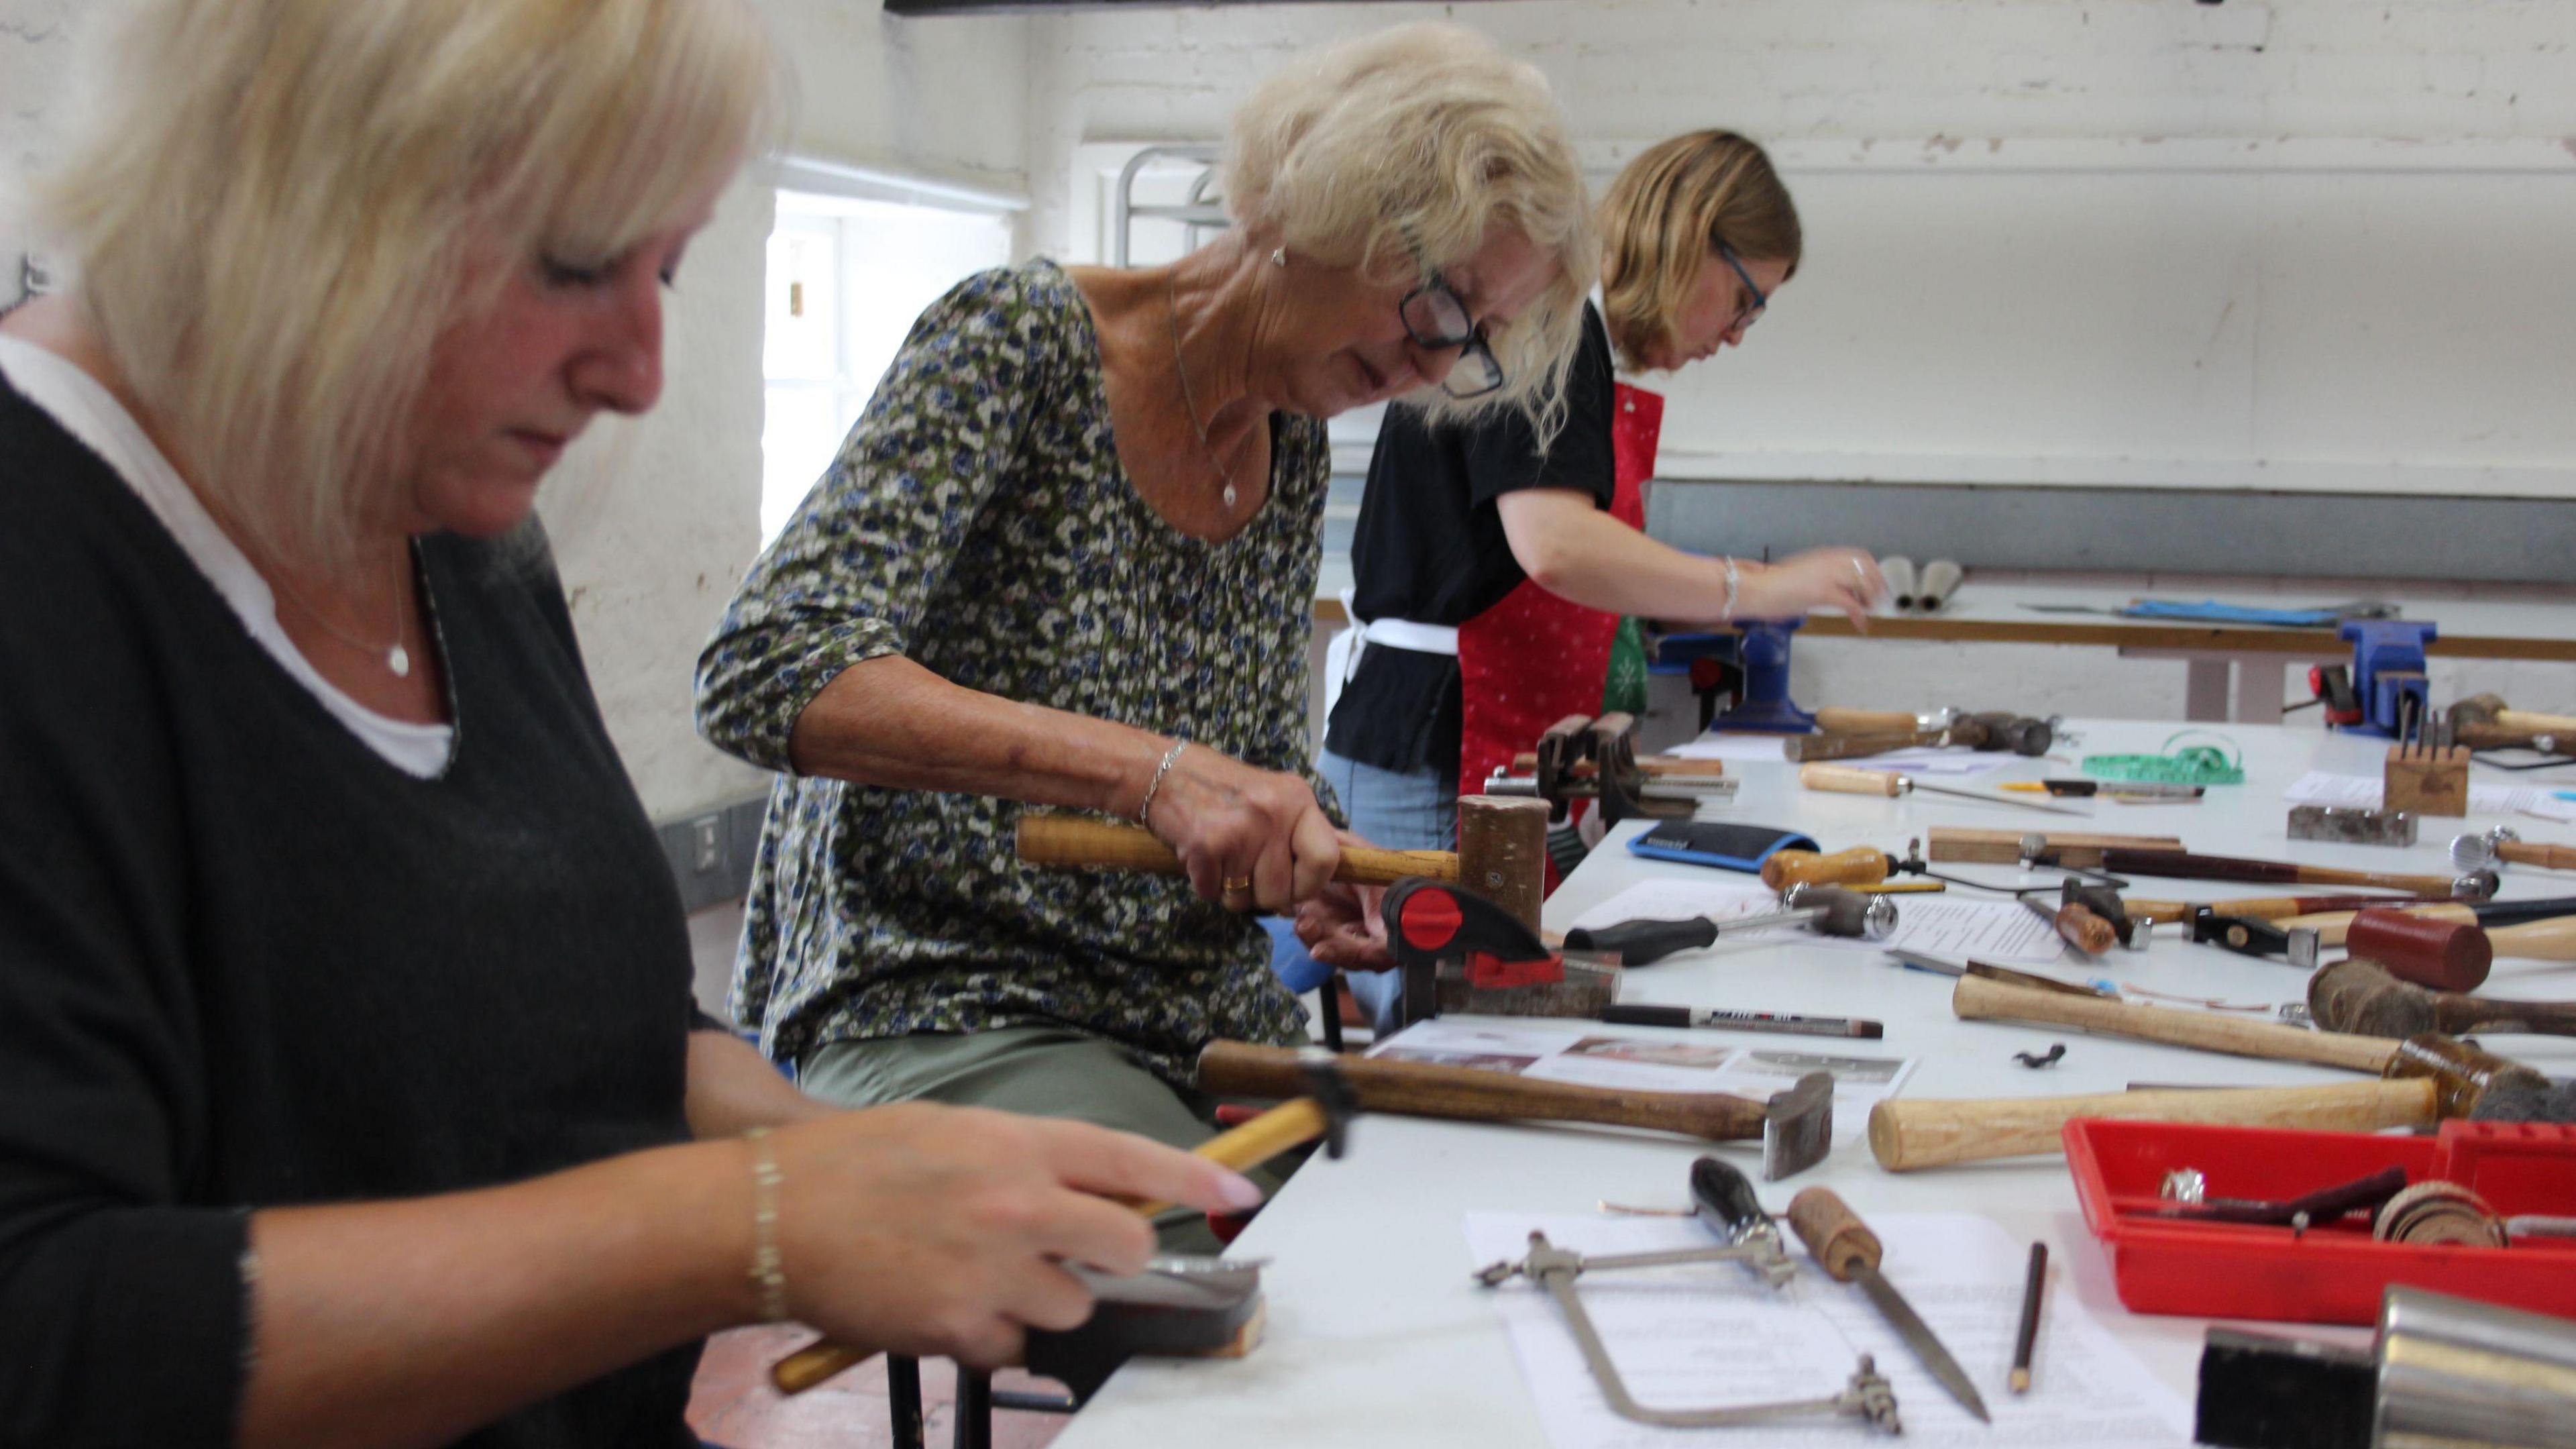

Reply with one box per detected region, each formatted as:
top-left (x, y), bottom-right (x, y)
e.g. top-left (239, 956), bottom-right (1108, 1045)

top-left (1787, 1186), bottom-right (1992, 1424)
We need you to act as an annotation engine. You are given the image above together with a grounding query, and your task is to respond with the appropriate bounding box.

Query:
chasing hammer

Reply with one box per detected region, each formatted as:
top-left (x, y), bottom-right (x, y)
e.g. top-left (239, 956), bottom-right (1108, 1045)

top-left (2453, 827), bottom-right (2576, 874)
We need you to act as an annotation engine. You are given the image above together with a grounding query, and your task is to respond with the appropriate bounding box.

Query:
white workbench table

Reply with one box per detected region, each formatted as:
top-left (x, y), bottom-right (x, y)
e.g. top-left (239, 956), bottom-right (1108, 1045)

top-left (1055, 721), bottom-right (2576, 1448)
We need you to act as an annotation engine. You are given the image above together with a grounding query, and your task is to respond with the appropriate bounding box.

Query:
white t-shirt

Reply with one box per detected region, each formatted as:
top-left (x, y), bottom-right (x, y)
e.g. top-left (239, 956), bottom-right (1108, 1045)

top-left (0, 335), bottom-right (455, 777)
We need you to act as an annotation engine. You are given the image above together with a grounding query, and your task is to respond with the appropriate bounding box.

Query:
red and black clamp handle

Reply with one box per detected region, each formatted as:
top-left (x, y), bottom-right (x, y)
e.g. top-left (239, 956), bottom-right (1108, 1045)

top-left (1382, 877), bottom-right (1562, 1028)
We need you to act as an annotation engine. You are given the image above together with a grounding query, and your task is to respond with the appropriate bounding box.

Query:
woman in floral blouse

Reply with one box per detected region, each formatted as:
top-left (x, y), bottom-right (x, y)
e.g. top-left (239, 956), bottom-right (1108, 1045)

top-left (696, 23), bottom-right (1595, 1236)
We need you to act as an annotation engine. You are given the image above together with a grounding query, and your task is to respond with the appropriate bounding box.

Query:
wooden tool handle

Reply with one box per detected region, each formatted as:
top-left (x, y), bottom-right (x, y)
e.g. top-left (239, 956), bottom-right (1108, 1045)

top-left (1785, 1186), bottom-right (1880, 1281)
top-left (1951, 975), bottom-right (2398, 1073)
top-left (1867, 1079), bottom-right (2440, 1171)
top-left (1015, 816), bottom-right (1458, 886)
top-left (1929, 828), bottom-right (2186, 865)
top-left (2498, 706), bottom-right (2576, 736)
top-left (1799, 763), bottom-right (1904, 798)
top-left (1195, 1040), bottom-right (1771, 1140)
top-left (2502, 841), bottom-right (2576, 871)
top-left (771, 1094), bottom-right (1334, 1395)
top-left (1813, 708), bottom-right (1925, 734)
top-left (2055, 903), bottom-right (2118, 955)
top-left (2491, 915), bottom-right (2576, 963)
top-left (1508, 753), bottom-right (1725, 779)
top-left (1761, 847), bottom-right (1894, 891)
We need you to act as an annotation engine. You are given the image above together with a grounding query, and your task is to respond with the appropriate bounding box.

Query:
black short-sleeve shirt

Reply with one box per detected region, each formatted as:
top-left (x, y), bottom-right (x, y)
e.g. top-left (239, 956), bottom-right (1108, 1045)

top-left (1323, 302), bottom-right (1617, 778)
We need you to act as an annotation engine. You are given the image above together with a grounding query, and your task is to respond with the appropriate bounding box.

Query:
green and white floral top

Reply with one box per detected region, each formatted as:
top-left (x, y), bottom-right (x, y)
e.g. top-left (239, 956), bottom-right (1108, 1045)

top-left (694, 259), bottom-right (1334, 1087)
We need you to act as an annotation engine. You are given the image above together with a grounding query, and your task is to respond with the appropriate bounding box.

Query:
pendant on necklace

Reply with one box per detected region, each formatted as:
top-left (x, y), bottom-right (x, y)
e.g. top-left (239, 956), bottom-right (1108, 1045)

top-left (388, 644), bottom-right (412, 679)
top-left (1223, 482), bottom-right (1238, 510)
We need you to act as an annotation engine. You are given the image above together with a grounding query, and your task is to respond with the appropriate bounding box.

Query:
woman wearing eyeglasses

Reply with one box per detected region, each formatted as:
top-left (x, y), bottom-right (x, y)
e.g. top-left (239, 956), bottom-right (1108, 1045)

top-left (694, 23), bottom-right (1594, 1242)
top-left (1318, 133), bottom-right (1884, 1020)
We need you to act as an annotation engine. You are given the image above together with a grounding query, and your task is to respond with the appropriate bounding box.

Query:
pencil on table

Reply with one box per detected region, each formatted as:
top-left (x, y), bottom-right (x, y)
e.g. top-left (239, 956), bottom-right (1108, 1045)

top-left (2010, 1241), bottom-right (2048, 1394)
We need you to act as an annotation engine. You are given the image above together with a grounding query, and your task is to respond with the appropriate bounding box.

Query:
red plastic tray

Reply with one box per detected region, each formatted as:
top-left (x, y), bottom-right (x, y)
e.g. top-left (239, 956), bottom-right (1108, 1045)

top-left (2065, 1116), bottom-right (2576, 1326)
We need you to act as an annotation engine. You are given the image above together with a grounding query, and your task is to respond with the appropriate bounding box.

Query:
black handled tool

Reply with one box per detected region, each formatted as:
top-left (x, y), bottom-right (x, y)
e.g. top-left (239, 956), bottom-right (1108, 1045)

top-left (1605, 1004), bottom-right (1884, 1038)
top-left (1563, 883), bottom-right (1899, 965)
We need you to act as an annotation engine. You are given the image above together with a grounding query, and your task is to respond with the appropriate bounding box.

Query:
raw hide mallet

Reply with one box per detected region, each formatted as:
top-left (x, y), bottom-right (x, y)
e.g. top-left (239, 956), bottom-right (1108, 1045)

top-left (1868, 1034), bottom-right (2548, 1171)
top-left (2282, 904), bottom-right (2576, 959)
top-left (2308, 957), bottom-right (2576, 1040)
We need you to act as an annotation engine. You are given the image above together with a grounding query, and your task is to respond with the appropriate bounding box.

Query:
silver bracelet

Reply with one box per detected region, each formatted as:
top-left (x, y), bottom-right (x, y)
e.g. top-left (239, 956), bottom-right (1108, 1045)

top-left (1719, 557), bottom-right (1741, 619)
top-left (1136, 739), bottom-right (1188, 828)
top-left (745, 1127), bottom-right (789, 1324)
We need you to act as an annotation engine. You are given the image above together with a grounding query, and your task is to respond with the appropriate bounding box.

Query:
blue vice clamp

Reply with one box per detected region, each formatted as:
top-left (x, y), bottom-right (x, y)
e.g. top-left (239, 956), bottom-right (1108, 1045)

top-left (2339, 620), bottom-right (2437, 739)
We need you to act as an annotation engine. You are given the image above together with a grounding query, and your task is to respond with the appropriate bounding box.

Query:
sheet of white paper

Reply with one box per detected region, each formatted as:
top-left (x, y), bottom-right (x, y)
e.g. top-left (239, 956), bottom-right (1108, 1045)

top-left (1367, 1019), bottom-right (1919, 1151)
top-left (1568, 879), bottom-right (2070, 963)
top-left (2282, 770), bottom-right (2576, 822)
top-left (1464, 1211), bottom-right (2192, 1449)
top-left (1666, 733), bottom-right (2013, 777)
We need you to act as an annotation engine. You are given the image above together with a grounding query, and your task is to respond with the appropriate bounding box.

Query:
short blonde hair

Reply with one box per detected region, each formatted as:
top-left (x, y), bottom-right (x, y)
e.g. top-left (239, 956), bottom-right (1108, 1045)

top-left (1224, 23), bottom-right (1596, 445)
top-left (46, 0), bottom-right (777, 579)
top-left (1600, 132), bottom-right (1801, 371)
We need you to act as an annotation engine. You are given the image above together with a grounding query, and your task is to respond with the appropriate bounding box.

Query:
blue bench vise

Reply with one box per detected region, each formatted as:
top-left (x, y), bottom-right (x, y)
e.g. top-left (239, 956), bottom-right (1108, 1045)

top-left (1651, 619), bottom-right (1815, 734)
top-left (2338, 620), bottom-right (2437, 739)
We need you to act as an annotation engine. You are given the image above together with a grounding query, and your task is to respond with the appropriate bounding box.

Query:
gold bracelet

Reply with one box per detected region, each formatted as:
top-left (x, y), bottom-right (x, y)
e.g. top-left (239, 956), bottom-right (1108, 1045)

top-left (745, 1127), bottom-right (788, 1324)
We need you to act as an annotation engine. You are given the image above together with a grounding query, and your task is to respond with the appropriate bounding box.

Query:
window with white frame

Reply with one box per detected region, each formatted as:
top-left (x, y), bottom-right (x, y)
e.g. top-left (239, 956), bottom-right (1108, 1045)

top-left (761, 185), bottom-right (1016, 541)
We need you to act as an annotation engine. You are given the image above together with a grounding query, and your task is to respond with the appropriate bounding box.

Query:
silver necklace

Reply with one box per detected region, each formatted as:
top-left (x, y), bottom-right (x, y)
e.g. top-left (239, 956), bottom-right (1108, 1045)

top-left (268, 548), bottom-right (413, 678)
top-left (1165, 272), bottom-right (1238, 512)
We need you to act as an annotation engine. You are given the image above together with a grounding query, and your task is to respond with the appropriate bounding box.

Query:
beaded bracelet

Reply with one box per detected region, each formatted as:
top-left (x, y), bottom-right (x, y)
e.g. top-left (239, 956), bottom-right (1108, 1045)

top-left (745, 1127), bottom-right (788, 1324)
top-left (1136, 739), bottom-right (1188, 828)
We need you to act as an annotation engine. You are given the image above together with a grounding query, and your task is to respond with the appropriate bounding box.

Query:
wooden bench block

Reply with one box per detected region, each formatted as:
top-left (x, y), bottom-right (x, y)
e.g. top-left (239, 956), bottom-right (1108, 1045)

top-left (2384, 745), bottom-right (2471, 818)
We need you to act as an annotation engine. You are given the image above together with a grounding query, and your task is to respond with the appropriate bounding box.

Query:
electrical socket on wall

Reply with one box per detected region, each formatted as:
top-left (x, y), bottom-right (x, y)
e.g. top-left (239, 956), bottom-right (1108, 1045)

top-left (690, 816), bottom-right (723, 873)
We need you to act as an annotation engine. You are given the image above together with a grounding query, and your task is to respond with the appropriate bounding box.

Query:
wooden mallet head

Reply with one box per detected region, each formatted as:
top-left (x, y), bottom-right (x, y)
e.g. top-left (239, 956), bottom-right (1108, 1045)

top-left (2344, 908), bottom-right (2491, 991)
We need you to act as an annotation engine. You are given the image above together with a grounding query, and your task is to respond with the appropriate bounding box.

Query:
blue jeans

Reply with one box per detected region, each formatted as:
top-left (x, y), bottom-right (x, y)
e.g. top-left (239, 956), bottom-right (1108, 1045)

top-left (1313, 748), bottom-right (1459, 1032)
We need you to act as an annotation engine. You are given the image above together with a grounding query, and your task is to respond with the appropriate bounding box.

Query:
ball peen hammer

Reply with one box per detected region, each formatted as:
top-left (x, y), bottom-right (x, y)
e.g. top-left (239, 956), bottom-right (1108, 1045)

top-left (2451, 826), bottom-right (2576, 874)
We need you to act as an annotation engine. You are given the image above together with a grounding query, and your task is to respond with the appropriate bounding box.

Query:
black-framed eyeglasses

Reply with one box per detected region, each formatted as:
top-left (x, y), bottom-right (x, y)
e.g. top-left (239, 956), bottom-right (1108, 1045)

top-left (1718, 243), bottom-right (1767, 334)
top-left (1399, 274), bottom-right (1506, 400)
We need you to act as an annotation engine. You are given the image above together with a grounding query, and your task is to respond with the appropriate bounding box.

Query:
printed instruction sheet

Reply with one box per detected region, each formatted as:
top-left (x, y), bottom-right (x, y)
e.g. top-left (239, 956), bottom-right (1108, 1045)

top-left (2284, 769), bottom-right (2576, 823)
top-left (1369, 1018), bottom-right (1916, 1151)
top-left (1566, 879), bottom-right (2071, 962)
top-left (1463, 1210), bottom-right (2191, 1449)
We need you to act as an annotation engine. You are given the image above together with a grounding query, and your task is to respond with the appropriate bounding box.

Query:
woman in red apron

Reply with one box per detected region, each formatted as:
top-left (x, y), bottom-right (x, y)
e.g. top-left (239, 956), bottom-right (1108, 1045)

top-left (1318, 132), bottom-right (1885, 1027)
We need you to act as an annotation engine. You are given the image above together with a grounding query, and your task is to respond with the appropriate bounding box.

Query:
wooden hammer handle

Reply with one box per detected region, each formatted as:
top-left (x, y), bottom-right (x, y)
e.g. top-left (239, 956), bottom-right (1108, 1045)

top-left (1799, 763), bottom-right (1906, 798)
top-left (1953, 975), bottom-right (2399, 1073)
top-left (1866, 1079), bottom-right (2440, 1171)
top-left (1195, 1040), bottom-right (1772, 1140)
top-left (1509, 753), bottom-right (1726, 779)
top-left (2502, 840), bottom-right (2576, 871)
top-left (1015, 816), bottom-right (1458, 886)
top-left (772, 1095), bottom-right (1334, 1395)
top-left (2491, 915), bottom-right (2576, 963)
top-left (2498, 706), bottom-right (2576, 737)
top-left (1813, 708), bottom-right (1927, 734)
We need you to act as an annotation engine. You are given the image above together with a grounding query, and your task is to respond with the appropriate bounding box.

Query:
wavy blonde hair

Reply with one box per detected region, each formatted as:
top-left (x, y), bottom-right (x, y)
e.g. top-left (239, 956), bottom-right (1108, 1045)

top-left (45, 0), bottom-right (777, 580)
top-left (1224, 23), bottom-right (1596, 445)
top-left (1600, 131), bottom-right (1802, 371)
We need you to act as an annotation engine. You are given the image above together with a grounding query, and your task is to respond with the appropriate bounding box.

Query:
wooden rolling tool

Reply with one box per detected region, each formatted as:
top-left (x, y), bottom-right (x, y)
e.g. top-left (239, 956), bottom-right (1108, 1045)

top-left (2451, 826), bottom-right (2576, 874)
top-left (1016, 815), bottom-right (1458, 886)
top-left (1197, 1040), bottom-right (1838, 1177)
top-left (1951, 973), bottom-right (2402, 1073)
top-left (1868, 1034), bottom-right (2546, 1171)
top-left (773, 1077), bottom-right (1357, 1395)
top-left (2309, 957), bottom-right (2576, 1040)
top-left (2012, 836), bottom-right (2498, 900)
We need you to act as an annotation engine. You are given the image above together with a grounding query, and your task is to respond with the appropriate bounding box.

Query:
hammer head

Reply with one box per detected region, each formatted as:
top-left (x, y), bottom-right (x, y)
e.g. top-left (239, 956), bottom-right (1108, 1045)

top-left (1782, 883), bottom-right (1901, 940)
top-left (2387, 1034), bottom-right (2551, 1119)
top-left (2449, 693), bottom-right (2508, 732)
top-left (2451, 869), bottom-right (2502, 901)
top-left (1294, 1050), bottom-right (1360, 1160)
top-left (2308, 957), bottom-right (2437, 1038)
top-left (1760, 1071), bottom-right (1836, 1181)
top-left (2449, 828), bottom-right (2516, 871)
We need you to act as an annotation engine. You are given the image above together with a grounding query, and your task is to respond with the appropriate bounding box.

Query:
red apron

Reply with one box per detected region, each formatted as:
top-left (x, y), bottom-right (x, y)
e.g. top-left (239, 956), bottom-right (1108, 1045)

top-left (1454, 382), bottom-right (1661, 875)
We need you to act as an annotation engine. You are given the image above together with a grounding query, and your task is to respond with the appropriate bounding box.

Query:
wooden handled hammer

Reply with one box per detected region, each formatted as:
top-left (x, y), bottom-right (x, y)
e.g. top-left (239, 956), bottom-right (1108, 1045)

top-left (2308, 957), bottom-right (2576, 1040)
top-left (1868, 1033), bottom-right (2546, 1171)
top-left (1196, 1040), bottom-right (1838, 1180)
top-left (1016, 814), bottom-right (1457, 885)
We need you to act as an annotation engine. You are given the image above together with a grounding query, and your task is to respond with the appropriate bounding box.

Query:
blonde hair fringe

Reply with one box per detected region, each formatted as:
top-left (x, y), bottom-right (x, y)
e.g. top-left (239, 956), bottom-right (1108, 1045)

top-left (1224, 23), bottom-right (1596, 447)
top-left (46, 0), bottom-right (777, 580)
top-left (1599, 131), bottom-right (1801, 372)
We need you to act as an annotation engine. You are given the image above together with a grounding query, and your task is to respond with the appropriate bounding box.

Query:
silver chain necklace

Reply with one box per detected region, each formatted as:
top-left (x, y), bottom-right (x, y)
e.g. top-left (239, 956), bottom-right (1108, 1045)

top-left (1165, 272), bottom-right (1238, 513)
top-left (268, 548), bottom-right (413, 678)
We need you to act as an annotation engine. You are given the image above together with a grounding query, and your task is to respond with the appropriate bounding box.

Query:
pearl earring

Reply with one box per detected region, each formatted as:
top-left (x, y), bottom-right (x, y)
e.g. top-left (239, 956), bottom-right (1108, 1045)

top-left (1271, 247), bottom-right (1288, 268)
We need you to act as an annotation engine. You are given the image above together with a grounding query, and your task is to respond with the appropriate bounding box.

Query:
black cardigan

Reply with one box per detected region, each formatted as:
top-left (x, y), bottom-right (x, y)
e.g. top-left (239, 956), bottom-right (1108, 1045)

top-left (0, 376), bottom-right (704, 1446)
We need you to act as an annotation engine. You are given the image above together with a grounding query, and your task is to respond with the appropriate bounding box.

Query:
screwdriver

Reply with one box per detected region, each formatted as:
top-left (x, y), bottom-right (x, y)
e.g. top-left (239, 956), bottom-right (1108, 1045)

top-left (1787, 1186), bottom-right (1992, 1424)
top-left (1799, 763), bottom-right (2091, 817)
top-left (1562, 883), bottom-right (1899, 965)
